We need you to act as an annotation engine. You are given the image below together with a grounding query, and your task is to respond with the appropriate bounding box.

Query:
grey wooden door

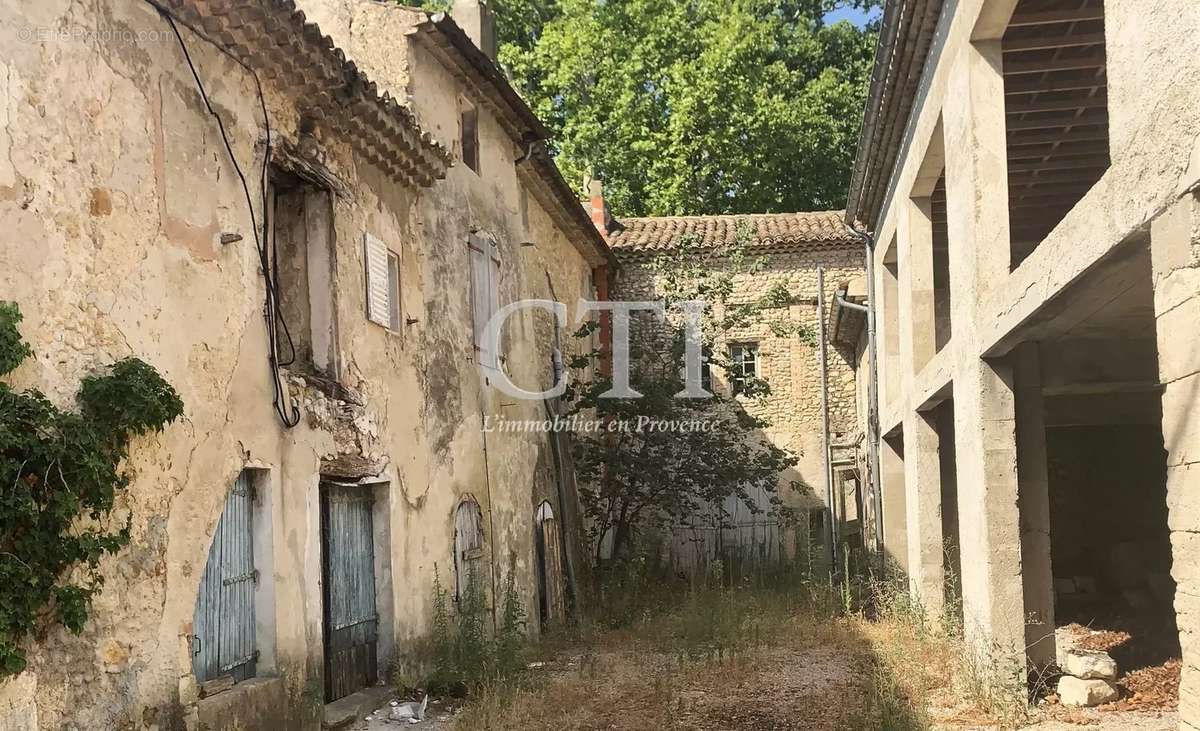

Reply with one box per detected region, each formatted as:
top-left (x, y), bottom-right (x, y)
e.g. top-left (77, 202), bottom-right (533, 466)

top-left (321, 483), bottom-right (378, 702)
top-left (192, 472), bottom-right (257, 683)
top-left (537, 513), bottom-right (567, 624)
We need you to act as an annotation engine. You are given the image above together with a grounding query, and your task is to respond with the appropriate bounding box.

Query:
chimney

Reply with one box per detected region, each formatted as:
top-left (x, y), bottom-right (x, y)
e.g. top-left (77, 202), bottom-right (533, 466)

top-left (588, 179), bottom-right (609, 237)
top-left (451, 0), bottom-right (498, 60)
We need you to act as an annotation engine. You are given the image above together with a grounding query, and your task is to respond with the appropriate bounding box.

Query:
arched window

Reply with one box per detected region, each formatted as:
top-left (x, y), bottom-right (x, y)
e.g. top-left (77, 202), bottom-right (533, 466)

top-left (453, 495), bottom-right (485, 603)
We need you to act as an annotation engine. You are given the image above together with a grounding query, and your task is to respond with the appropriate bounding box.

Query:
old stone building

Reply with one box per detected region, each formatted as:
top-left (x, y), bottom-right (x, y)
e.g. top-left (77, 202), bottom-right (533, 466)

top-left (605, 210), bottom-right (865, 574)
top-left (847, 0), bottom-right (1200, 724)
top-left (0, 0), bottom-right (607, 728)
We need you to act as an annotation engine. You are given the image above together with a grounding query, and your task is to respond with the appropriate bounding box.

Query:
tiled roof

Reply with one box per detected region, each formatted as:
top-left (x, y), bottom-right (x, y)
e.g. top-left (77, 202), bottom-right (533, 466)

top-left (170, 0), bottom-right (451, 188)
top-left (608, 211), bottom-right (858, 257)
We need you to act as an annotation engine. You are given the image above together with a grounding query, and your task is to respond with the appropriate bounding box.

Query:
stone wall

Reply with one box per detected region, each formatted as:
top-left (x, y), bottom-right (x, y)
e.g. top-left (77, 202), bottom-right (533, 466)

top-left (611, 245), bottom-right (864, 565)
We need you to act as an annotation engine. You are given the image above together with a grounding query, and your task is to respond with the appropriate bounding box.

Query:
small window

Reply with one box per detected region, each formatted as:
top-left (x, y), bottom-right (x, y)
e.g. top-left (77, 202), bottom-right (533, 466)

top-left (468, 234), bottom-right (501, 367)
top-left (364, 233), bottom-right (401, 331)
top-left (460, 99), bottom-right (479, 174)
top-left (728, 342), bottom-right (759, 395)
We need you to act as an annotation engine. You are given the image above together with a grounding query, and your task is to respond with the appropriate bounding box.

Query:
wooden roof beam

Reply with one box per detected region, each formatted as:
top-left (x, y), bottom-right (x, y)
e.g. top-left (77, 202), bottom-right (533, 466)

top-left (1008, 155), bottom-right (1109, 173)
top-left (1004, 54), bottom-right (1106, 75)
top-left (1007, 111), bottom-right (1107, 133)
top-left (1006, 7), bottom-right (1105, 28)
top-left (1008, 128), bottom-right (1109, 146)
top-left (1007, 94), bottom-right (1107, 115)
top-left (1003, 33), bottom-right (1106, 54)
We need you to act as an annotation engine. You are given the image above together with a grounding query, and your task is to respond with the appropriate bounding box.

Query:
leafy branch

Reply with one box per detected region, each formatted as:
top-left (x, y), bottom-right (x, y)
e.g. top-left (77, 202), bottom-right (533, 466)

top-left (0, 302), bottom-right (183, 676)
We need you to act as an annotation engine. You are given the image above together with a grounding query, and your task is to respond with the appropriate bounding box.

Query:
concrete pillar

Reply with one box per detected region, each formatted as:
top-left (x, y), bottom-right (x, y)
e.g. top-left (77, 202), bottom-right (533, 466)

top-left (903, 410), bottom-right (945, 618)
top-left (1150, 191), bottom-right (1200, 731)
top-left (1014, 343), bottom-right (1055, 668)
top-left (904, 199), bottom-right (937, 373)
top-left (880, 435), bottom-right (909, 575)
top-left (942, 37), bottom-right (1026, 664)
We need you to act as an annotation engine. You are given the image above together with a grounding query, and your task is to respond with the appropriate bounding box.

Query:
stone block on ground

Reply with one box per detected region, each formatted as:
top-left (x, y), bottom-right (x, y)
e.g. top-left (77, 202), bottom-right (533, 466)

top-left (1063, 649), bottom-right (1118, 680)
top-left (1058, 675), bottom-right (1119, 707)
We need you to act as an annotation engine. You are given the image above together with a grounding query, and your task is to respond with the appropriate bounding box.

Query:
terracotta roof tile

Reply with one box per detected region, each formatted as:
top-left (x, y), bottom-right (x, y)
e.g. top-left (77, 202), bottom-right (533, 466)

top-left (608, 211), bottom-right (858, 257)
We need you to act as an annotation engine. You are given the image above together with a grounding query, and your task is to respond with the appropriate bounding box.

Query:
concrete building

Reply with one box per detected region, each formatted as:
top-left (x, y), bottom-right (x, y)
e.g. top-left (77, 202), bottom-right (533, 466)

top-left (0, 0), bottom-right (606, 728)
top-left (847, 0), bottom-right (1200, 723)
top-left (606, 211), bottom-right (865, 575)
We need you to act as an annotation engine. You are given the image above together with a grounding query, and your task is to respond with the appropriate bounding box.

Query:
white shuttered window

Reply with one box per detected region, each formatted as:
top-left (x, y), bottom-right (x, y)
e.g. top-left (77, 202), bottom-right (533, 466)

top-left (365, 233), bottom-right (400, 330)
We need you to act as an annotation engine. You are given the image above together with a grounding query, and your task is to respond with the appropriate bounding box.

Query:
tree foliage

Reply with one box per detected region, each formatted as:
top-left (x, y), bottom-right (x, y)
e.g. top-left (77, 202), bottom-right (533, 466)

top-left (0, 302), bottom-right (184, 676)
top-left (566, 228), bottom-right (813, 563)
top-left (497, 0), bottom-right (880, 216)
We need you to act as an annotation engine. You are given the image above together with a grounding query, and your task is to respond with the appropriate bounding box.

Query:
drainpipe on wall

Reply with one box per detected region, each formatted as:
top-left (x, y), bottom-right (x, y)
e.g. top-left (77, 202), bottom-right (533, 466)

top-left (848, 223), bottom-right (885, 562)
top-left (817, 268), bottom-right (839, 577)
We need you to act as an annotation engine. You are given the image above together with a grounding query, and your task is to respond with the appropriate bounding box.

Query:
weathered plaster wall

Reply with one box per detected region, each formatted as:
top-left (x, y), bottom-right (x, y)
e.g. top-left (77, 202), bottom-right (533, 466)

top-left (0, 0), bottom-right (599, 727)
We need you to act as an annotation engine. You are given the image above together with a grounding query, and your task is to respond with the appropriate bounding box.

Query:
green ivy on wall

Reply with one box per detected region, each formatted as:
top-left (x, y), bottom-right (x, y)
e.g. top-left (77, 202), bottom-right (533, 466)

top-left (0, 302), bottom-right (184, 676)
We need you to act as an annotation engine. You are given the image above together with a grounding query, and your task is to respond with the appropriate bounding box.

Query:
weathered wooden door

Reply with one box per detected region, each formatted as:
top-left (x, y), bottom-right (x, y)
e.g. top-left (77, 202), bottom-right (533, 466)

top-left (192, 472), bottom-right (257, 684)
top-left (535, 502), bottom-right (566, 624)
top-left (321, 483), bottom-right (378, 702)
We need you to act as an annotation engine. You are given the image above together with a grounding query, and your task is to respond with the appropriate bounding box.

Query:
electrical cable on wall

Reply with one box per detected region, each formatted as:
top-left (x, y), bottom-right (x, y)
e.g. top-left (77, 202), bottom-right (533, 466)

top-left (151, 3), bottom-right (301, 428)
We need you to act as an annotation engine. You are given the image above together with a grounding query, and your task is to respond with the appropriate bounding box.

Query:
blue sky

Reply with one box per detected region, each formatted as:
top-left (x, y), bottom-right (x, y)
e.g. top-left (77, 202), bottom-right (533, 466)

top-left (823, 3), bottom-right (883, 27)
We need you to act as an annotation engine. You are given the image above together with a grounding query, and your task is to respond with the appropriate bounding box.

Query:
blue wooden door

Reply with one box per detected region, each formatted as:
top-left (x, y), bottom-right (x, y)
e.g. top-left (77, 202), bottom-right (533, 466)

top-left (192, 472), bottom-right (257, 683)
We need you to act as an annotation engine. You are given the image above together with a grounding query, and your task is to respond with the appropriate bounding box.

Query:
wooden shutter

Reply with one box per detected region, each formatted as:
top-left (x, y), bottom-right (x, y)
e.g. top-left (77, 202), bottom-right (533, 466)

top-left (192, 472), bottom-right (257, 684)
top-left (468, 235), bottom-right (500, 367)
top-left (454, 497), bottom-right (485, 602)
top-left (364, 233), bottom-right (391, 328)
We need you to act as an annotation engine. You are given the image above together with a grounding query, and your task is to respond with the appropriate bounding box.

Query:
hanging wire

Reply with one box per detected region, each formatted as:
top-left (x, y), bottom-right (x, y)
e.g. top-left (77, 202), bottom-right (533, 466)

top-left (151, 3), bottom-right (300, 428)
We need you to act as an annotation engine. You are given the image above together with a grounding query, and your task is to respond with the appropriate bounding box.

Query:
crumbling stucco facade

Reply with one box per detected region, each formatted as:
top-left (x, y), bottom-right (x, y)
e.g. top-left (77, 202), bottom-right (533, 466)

top-left (848, 0), bottom-right (1200, 724)
top-left (0, 0), bottom-right (605, 728)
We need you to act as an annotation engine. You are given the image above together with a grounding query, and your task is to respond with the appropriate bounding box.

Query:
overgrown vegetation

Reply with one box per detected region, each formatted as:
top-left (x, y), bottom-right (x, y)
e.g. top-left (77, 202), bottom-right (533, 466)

top-left (0, 302), bottom-right (184, 676)
top-left (424, 567), bottom-right (528, 696)
top-left (440, 548), bottom-right (1046, 730)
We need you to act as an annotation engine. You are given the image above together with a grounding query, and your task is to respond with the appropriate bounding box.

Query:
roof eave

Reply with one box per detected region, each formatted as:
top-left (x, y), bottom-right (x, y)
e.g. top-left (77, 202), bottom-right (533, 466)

top-left (520, 149), bottom-right (614, 268)
top-left (414, 12), bottom-right (551, 144)
top-left (170, 0), bottom-right (451, 187)
top-left (609, 238), bottom-right (862, 261)
top-left (844, 0), bottom-right (944, 232)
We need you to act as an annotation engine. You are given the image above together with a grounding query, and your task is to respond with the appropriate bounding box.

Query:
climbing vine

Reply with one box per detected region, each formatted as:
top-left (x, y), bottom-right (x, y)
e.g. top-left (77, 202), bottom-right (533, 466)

top-left (0, 302), bottom-right (184, 676)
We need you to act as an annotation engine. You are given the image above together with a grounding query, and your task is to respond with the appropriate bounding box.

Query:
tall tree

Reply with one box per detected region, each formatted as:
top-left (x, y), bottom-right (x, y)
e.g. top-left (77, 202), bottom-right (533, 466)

top-left (497, 0), bottom-right (879, 216)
